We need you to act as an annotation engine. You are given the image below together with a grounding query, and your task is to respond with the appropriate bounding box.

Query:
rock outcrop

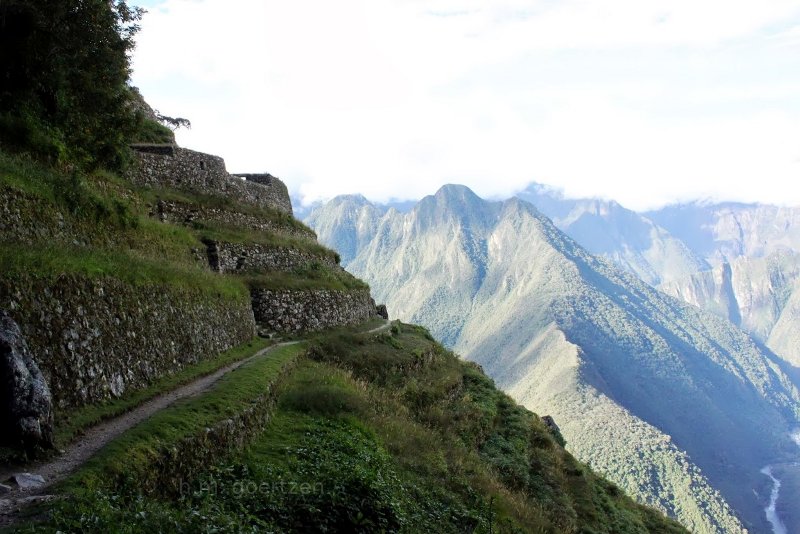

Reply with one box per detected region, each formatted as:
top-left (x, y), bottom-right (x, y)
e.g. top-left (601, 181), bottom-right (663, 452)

top-left (0, 311), bottom-right (53, 449)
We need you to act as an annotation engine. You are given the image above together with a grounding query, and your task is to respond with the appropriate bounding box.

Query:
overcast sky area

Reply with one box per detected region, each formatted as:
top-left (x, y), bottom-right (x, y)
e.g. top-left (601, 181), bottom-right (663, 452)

top-left (131, 0), bottom-right (800, 210)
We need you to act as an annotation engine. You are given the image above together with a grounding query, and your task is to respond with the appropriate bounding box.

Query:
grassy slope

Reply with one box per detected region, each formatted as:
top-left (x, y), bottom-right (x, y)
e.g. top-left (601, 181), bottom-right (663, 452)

top-left (0, 150), bottom-right (354, 294)
top-left (21, 324), bottom-right (686, 534)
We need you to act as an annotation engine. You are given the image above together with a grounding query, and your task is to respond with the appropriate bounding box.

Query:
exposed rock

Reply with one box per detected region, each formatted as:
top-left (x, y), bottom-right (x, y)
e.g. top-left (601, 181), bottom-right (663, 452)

top-left (251, 288), bottom-right (377, 333)
top-left (257, 329), bottom-right (275, 340)
top-left (129, 147), bottom-right (292, 215)
top-left (376, 304), bottom-right (389, 320)
top-left (541, 415), bottom-right (560, 433)
top-left (0, 312), bottom-right (53, 449)
top-left (0, 484), bottom-right (11, 495)
top-left (541, 415), bottom-right (565, 445)
top-left (205, 239), bottom-right (337, 274)
top-left (8, 473), bottom-right (46, 490)
top-left (0, 276), bottom-right (256, 410)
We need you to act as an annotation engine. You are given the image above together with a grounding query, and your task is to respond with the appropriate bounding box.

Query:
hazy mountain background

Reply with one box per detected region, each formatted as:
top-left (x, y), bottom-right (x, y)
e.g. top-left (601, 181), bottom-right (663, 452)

top-left (516, 186), bottom-right (800, 376)
top-left (305, 186), bottom-right (800, 533)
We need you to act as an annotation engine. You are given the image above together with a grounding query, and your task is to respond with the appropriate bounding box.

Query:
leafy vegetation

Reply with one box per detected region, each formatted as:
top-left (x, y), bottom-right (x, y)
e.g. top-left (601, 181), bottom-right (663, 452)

top-left (138, 185), bottom-right (317, 237)
top-left (0, 0), bottom-right (143, 170)
top-left (245, 263), bottom-right (369, 292)
top-left (22, 325), bottom-right (686, 533)
top-left (0, 244), bottom-right (246, 300)
top-left (0, 148), bottom-right (351, 296)
top-left (132, 118), bottom-right (175, 144)
top-left (195, 221), bottom-right (337, 263)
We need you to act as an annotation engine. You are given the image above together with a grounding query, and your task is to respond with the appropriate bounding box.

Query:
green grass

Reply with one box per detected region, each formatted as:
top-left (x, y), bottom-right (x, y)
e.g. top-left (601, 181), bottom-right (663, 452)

top-left (245, 263), bottom-right (369, 292)
top-left (54, 337), bottom-right (272, 448)
top-left (132, 119), bottom-right (174, 144)
top-left (194, 220), bottom-right (338, 263)
top-left (64, 343), bottom-right (306, 493)
top-left (136, 184), bottom-right (315, 237)
top-left (0, 150), bottom-right (63, 201)
top-left (25, 325), bottom-right (687, 534)
top-left (0, 243), bottom-right (248, 300)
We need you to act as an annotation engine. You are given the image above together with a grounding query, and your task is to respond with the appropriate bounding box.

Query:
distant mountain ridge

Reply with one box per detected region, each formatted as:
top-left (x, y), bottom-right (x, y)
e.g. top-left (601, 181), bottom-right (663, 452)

top-left (514, 184), bottom-right (711, 286)
top-left (308, 186), bottom-right (800, 375)
top-left (306, 185), bottom-right (800, 533)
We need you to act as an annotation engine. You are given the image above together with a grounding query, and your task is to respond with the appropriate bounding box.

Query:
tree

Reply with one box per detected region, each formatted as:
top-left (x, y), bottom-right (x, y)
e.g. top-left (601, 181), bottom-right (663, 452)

top-left (0, 0), bottom-right (143, 170)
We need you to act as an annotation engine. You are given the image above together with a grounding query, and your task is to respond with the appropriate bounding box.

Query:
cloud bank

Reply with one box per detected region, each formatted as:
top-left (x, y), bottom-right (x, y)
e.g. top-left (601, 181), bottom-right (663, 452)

top-left (132, 0), bottom-right (800, 210)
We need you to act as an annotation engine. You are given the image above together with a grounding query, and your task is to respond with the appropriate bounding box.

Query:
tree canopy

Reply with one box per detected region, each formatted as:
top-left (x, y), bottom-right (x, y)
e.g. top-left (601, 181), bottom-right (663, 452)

top-left (0, 0), bottom-right (143, 170)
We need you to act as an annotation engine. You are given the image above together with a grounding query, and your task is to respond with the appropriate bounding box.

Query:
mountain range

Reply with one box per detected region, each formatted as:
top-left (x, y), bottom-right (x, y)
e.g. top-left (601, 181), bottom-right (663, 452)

top-left (306, 185), bottom-right (800, 533)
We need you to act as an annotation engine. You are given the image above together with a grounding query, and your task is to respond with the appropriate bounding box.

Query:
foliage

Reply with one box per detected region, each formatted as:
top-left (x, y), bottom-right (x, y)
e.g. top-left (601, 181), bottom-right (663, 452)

top-left (154, 112), bottom-right (191, 131)
top-left (132, 118), bottom-right (175, 144)
top-left (60, 343), bottom-right (305, 493)
top-left (245, 264), bottom-right (369, 292)
top-left (0, 149), bottom-right (357, 301)
top-left (26, 325), bottom-right (687, 533)
top-left (0, 0), bottom-right (143, 169)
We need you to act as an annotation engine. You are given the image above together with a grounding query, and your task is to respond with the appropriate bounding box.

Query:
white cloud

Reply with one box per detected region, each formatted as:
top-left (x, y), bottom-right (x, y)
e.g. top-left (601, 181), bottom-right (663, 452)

top-left (131, 0), bottom-right (800, 211)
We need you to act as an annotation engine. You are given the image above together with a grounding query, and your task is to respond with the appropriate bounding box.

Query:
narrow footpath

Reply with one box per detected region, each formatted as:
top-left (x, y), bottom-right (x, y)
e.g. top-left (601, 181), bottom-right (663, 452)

top-left (0, 319), bottom-right (392, 525)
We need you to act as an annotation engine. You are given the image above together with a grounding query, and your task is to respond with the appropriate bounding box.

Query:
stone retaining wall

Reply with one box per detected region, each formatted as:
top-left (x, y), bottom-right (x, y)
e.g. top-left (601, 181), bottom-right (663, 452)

top-left (251, 288), bottom-right (377, 332)
top-left (0, 186), bottom-right (114, 247)
top-left (0, 275), bottom-right (256, 409)
top-left (130, 147), bottom-right (292, 215)
top-left (154, 200), bottom-right (316, 241)
top-left (142, 351), bottom-right (304, 496)
top-left (206, 240), bottom-right (337, 274)
top-left (234, 174), bottom-right (292, 214)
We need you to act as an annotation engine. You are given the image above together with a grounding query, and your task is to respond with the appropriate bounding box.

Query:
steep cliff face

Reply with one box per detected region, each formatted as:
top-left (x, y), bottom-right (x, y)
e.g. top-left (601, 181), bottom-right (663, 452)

top-left (304, 194), bottom-right (386, 265)
top-left (658, 248), bottom-right (800, 369)
top-left (646, 202), bottom-right (800, 266)
top-left (307, 187), bottom-right (800, 533)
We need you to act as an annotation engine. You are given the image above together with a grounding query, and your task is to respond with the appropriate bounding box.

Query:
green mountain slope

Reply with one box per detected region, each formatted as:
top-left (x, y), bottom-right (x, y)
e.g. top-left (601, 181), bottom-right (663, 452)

top-left (27, 324), bottom-right (686, 534)
top-left (306, 186), bottom-right (800, 533)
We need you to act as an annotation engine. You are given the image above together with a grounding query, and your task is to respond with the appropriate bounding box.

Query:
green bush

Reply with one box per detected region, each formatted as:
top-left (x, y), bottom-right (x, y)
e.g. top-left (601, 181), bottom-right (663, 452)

top-left (132, 118), bottom-right (174, 144)
top-left (0, 1), bottom-right (143, 170)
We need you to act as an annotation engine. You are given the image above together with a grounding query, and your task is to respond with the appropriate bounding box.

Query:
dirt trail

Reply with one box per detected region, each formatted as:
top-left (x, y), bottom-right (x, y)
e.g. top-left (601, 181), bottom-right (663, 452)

top-left (0, 320), bottom-right (392, 523)
top-left (0, 341), bottom-right (297, 521)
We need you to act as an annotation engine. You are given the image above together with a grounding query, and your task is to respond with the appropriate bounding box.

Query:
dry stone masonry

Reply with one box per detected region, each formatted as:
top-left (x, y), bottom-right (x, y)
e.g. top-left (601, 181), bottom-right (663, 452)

top-left (154, 199), bottom-right (316, 241)
top-left (130, 146), bottom-right (293, 215)
top-left (0, 275), bottom-right (256, 409)
top-left (205, 240), bottom-right (338, 274)
top-left (0, 136), bottom-right (384, 449)
top-left (251, 288), bottom-right (377, 333)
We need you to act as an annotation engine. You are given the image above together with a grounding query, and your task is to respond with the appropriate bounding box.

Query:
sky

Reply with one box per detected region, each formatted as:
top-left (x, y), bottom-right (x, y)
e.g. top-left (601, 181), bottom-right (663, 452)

top-left (131, 0), bottom-right (800, 210)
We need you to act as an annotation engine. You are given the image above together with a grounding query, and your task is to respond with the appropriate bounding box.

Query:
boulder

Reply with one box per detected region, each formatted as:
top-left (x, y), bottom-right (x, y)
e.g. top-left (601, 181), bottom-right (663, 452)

top-left (8, 473), bottom-right (46, 490)
top-left (376, 304), bottom-right (389, 320)
top-left (0, 311), bottom-right (53, 449)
